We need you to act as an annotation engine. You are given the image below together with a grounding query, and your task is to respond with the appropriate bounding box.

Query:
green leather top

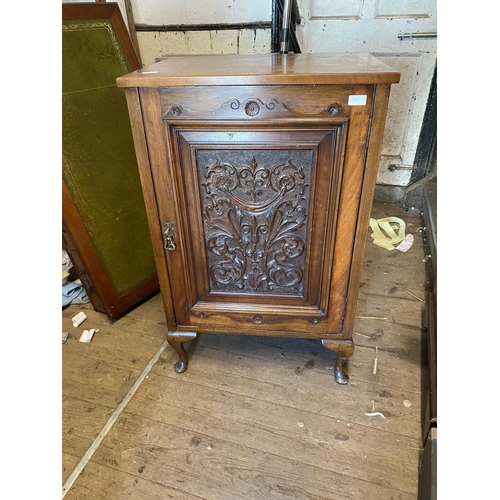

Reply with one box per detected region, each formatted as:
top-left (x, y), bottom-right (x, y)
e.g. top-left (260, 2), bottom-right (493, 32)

top-left (63, 19), bottom-right (157, 296)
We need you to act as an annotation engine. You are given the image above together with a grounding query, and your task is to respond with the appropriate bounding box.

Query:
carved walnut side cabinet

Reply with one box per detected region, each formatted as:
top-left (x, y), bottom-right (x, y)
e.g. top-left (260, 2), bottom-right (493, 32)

top-left (117, 53), bottom-right (400, 384)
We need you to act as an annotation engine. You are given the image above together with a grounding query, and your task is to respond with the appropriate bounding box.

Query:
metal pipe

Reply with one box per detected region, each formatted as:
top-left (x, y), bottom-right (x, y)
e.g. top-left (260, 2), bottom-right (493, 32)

top-left (398, 31), bottom-right (437, 40)
top-left (279, 0), bottom-right (292, 54)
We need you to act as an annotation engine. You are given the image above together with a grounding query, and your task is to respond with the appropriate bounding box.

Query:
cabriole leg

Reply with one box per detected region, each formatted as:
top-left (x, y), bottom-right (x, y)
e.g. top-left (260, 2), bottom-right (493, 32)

top-left (167, 331), bottom-right (197, 373)
top-left (322, 340), bottom-right (355, 385)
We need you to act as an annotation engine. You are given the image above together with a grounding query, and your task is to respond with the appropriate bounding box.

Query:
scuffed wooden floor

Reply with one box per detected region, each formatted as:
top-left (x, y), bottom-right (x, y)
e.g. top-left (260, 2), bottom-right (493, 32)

top-left (62, 202), bottom-right (429, 499)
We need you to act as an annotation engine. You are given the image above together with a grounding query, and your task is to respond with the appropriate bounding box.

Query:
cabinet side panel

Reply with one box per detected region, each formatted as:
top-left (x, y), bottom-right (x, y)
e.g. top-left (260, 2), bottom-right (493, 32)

top-left (342, 84), bottom-right (392, 338)
top-left (124, 88), bottom-right (176, 330)
top-left (137, 88), bottom-right (197, 326)
top-left (328, 84), bottom-right (374, 334)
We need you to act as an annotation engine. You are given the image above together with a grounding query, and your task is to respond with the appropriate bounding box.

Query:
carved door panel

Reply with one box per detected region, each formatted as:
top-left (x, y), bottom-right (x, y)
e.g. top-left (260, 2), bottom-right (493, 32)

top-left (160, 126), bottom-right (347, 335)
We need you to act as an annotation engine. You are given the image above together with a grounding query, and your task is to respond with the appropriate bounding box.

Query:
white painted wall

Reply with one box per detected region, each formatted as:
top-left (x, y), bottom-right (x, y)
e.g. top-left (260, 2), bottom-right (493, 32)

top-left (296, 0), bottom-right (437, 187)
top-left (105, 0), bottom-right (436, 190)
top-left (131, 0), bottom-right (271, 25)
top-left (140, 29), bottom-right (271, 61)
top-left (111, 0), bottom-right (271, 64)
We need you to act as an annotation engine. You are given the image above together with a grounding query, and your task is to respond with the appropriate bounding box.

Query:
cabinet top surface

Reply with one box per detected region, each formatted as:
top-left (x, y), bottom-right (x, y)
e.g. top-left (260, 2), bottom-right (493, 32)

top-left (116, 52), bottom-right (400, 88)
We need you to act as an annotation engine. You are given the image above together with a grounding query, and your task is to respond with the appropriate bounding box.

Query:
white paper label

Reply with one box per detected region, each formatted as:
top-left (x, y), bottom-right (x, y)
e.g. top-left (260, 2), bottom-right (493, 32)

top-left (348, 95), bottom-right (367, 106)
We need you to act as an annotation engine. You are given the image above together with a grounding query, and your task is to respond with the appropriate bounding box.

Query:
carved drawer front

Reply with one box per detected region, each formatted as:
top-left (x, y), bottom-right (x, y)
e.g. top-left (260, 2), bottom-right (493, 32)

top-left (162, 126), bottom-right (348, 334)
top-left (160, 85), bottom-right (354, 122)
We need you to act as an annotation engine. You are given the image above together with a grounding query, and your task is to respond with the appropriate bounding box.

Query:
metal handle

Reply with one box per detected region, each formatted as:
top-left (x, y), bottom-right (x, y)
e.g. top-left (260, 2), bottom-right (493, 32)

top-left (163, 222), bottom-right (176, 250)
top-left (398, 31), bottom-right (437, 40)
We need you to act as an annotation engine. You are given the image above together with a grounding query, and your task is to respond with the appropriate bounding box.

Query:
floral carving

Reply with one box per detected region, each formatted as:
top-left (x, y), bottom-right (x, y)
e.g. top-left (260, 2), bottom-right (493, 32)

top-left (244, 101), bottom-right (260, 116)
top-left (197, 150), bottom-right (313, 295)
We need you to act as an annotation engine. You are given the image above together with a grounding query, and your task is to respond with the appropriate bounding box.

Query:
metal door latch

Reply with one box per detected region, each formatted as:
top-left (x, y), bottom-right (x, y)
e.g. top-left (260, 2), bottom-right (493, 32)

top-left (163, 222), bottom-right (176, 250)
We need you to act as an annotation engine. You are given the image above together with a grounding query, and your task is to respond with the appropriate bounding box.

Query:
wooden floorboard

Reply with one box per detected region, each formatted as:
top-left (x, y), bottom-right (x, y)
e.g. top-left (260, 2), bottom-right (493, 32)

top-left (65, 460), bottom-right (203, 500)
top-left (62, 202), bottom-right (427, 499)
top-left (62, 295), bottom-right (167, 487)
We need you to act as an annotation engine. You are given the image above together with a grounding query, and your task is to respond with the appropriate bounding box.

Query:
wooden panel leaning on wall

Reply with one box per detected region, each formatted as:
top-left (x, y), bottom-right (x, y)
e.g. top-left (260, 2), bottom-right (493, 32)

top-left (62, 2), bottom-right (158, 319)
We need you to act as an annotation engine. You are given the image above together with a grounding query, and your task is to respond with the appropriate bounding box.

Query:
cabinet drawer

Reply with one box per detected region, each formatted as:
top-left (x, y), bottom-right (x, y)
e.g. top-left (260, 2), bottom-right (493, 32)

top-left (159, 85), bottom-right (356, 122)
top-left (180, 308), bottom-right (332, 336)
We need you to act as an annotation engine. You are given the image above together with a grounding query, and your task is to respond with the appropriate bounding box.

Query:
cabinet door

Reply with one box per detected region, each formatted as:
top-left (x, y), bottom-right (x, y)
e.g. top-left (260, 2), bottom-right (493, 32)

top-left (161, 126), bottom-right (347, 335)
top-left (137, 83), bottom-right (376, 336)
